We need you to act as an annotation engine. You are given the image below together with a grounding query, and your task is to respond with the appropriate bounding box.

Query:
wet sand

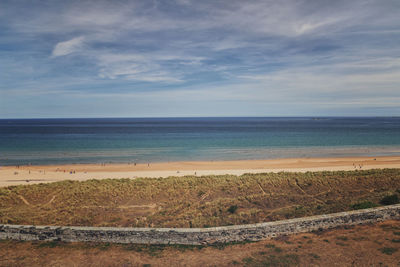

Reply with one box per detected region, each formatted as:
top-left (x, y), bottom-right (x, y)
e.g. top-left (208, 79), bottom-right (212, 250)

top-left (1, 155), bottom-right (400, 187)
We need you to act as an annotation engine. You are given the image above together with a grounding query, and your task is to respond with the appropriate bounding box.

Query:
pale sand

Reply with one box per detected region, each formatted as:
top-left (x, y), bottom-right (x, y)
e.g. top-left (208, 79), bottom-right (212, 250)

top-left (1, 156), bottom-right (400, 187)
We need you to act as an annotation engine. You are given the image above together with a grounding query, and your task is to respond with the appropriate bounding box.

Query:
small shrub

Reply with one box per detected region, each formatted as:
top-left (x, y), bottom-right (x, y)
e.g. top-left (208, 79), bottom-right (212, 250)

top-left (37, 241), bottom-right (60, 248)
top-left (99, 242), bottom-right (111, 251)
top-left (380, 194), bottom-right (399, 205)
top-left (227, 205), bottom-right (238, 214)
top-left (351, 201), bottom-right (377, 210)
top-left (379, 247), bottom-right (398, 255)
top-left (336, 236), bottom-right (348, 241)
top-left (242, 257), bottom-right (254, 264)
top-left (309, 253), bottom-right (320, 259)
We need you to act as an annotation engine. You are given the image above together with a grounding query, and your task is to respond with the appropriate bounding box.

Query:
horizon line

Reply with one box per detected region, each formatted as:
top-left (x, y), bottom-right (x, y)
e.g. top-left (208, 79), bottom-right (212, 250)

top-left (1, 115), bottom-right (400, 120)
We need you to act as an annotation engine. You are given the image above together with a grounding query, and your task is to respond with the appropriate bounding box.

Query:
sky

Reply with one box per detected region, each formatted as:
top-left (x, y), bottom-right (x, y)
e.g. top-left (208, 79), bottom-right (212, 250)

top-left (1, 0), bottom-right (400, 118)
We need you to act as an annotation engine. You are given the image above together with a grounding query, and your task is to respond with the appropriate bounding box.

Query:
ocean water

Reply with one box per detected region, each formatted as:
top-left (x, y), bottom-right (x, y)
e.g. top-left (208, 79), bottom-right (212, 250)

top-left (0, 117), bottom-right (399, 165)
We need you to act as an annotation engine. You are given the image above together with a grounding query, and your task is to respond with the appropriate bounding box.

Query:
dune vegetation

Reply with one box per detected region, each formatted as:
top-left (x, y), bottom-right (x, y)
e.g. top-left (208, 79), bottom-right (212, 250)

top-left (0, 169), bottom-right (399, 228)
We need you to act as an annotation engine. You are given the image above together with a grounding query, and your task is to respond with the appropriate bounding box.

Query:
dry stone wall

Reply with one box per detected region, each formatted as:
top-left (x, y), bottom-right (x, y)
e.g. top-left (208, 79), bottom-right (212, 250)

top-left (1, 204), bottom-right (399, 245)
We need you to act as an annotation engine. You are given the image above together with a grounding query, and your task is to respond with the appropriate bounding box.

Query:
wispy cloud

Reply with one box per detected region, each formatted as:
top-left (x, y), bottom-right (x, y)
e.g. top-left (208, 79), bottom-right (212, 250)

top-left (94, 52), bottom-right (204, 83)
top-left (1, 0), bottom-right (400, 117)
top-left (52, 36), bottom-right (85, 57)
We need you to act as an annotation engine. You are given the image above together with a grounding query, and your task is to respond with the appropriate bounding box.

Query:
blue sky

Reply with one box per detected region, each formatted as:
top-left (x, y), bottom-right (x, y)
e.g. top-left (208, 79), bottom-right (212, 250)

top-left (1, 0), bottom-right (400, 118)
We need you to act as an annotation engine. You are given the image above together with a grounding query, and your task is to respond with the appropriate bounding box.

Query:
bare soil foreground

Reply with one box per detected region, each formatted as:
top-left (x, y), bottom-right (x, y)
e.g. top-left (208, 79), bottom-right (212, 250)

top-left (1, 169), bottom-right (399, 227)
top-left (2, 156), bottom-right (400, 187)
top-left (1, 220), bottom-right (399, 266)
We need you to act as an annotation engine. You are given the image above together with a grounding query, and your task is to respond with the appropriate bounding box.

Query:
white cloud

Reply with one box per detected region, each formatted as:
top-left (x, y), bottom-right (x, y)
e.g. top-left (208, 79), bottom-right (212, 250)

top-left (52, 36), bottom-right (85, 57)
top-left (237, 58), bottom-right (400, 105)
top-left (97, 56), bottom-right (183, 83)
top-left (94, 52), bottom-right (205, 83)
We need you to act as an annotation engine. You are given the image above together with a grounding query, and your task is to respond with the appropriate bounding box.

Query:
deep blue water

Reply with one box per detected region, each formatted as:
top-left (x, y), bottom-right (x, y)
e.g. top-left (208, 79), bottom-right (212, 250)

top-left (0, 117), bottom-right (399, 165)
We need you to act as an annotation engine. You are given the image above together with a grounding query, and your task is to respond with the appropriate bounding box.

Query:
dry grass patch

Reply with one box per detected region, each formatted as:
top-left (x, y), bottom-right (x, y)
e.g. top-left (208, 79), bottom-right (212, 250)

top-left (0, 169), bottom-right (399, 227)
top-left (0, 220), bottom-right (399, 267)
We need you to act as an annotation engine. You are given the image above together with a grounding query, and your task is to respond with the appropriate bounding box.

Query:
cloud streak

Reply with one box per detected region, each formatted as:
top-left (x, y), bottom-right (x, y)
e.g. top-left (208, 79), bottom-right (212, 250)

top-left (52, 36), bottom-right (85, 57)
top-left (0, 0), bottom-right (400, 117)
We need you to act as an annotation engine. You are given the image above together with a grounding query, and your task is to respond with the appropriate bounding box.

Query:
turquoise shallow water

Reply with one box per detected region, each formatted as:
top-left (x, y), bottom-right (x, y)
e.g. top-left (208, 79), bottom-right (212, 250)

top-left (0, 117), bottom-right (399, 165)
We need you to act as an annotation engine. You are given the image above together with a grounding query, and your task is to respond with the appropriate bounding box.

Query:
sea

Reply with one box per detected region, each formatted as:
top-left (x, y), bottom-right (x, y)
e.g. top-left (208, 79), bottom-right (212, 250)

top-left (0, 117), bottom-right (399, 166)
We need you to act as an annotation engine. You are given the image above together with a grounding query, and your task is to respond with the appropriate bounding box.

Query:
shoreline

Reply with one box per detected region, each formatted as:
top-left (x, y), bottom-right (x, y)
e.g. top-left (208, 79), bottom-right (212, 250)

top-left (2, 145), bottom-right (400, 167)
top-left (1, 155), bottom-right (400, 187)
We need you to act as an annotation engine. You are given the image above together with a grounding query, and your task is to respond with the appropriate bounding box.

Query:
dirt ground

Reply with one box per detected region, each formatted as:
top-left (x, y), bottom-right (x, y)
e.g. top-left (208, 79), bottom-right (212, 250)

top-left (1, 220), bottom-right (399, 266)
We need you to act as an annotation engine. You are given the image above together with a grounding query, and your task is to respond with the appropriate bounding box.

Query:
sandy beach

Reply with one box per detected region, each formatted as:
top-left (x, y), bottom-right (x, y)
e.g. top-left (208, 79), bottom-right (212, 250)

top-left (0, 155), bottom-right (399, 187)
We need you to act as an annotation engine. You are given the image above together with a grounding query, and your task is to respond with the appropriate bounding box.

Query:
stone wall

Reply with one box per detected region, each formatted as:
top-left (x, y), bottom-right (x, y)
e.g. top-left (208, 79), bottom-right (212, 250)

top-left (1, 204), bottom-right (399, 245)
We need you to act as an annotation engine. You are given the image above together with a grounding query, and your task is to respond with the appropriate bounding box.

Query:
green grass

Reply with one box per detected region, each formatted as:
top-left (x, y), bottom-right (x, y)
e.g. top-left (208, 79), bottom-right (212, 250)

top-left (351, 201), bottom-right (378, 210)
